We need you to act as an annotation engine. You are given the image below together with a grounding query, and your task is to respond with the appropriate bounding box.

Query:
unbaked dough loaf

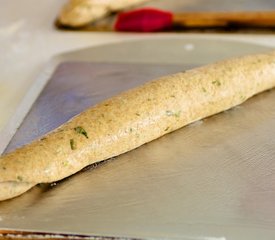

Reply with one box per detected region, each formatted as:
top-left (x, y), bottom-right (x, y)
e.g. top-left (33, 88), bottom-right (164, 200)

top-left (1, 51), bottom-right (275, 201)
top-left (58, 0), bottom-right (150, 27)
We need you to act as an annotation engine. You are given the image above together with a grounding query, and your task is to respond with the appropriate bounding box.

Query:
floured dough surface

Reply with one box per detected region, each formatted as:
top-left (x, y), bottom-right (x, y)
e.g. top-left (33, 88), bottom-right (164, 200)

top-left (1, 51), bottom-right (275, 201)
top-left (0, 182), bottom-right (34, 201)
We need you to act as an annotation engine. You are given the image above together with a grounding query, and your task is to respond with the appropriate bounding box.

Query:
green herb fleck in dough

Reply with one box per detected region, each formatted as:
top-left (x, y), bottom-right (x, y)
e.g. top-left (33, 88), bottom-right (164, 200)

top-left (130, 128), bottom-right (133, 133)
top-left (212, 80), bottom-right (221, 86)
top-left (2, 166), bottom-right (6, 170)
top-left (17, 176), bottom-right (23, 181)
top-left (240, 95), bottom-right (246, 101)
top-left (174, 111), bottom-right (181, 118)
top-left (170, 95), bottom-right (176, 98)
top-left (164, 127), bottom-right (170, 131)
top-left (70, 139), bottom-right (76, 150)
top-left (166, 110), bottom-right (181, 117)
top-left (202, 87), bottom-right (207, 93)
top-left (74, 126), bottom-right (88, 139)
top-left (135, 113), bottom-right (140, 116)
top-left (62, 161), bottom-right (69, 167)
top-left (166, 110), bottom-right (174, 116)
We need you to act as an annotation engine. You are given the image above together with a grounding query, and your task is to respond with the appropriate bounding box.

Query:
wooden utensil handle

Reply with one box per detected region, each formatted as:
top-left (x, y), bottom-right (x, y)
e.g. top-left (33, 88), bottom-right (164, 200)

top-left (173, 11), bottom-right (275, 27)
top-left (0, 230), bottom-right (99, 240)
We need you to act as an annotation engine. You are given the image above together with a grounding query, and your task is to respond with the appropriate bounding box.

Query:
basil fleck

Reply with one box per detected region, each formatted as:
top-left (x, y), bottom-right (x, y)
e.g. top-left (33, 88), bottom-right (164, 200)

top-left (212, 80), bottom-right (221, 86)
top-left (62, 161), bottom-right (69, 167)
top-left (166, 110), bottom-right (174, 116)
top-left (17, 176), bottom-right (23, 181)
top-left (166, 110), bottom-right (181, 118)
top-left (240, 95), bottom-right (246, 101)
top-left (174, 111), bottom-right (181, 118)
top-left (74, 126), bottom-right (88, 139)
top-left (70, 139), bottom-right (76, 150)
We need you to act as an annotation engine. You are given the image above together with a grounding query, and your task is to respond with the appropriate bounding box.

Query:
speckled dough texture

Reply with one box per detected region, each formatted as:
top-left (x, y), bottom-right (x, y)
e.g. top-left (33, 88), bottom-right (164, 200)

top-left (1, 51), bottom-right (275, 201)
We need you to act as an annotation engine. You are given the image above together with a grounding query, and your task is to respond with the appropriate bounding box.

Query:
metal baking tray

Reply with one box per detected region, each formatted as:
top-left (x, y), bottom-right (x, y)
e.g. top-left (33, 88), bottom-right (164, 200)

top-left (1, 37), bottom-right (275, 240)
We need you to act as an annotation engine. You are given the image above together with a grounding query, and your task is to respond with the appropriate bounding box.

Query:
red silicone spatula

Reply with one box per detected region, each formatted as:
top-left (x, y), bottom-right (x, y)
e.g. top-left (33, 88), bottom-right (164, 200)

top-left (114, 8), bottom-right (275, 32)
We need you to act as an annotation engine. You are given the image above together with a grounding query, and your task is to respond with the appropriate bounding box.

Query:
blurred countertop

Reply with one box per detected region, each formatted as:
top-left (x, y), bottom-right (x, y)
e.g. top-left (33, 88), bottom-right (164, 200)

top-left (0, 0), bottom-right (275, 152)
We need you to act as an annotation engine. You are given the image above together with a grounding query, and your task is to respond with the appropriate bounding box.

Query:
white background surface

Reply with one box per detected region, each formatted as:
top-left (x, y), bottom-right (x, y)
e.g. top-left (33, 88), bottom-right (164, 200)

top-left (1, 0), bottom-right (275, 152)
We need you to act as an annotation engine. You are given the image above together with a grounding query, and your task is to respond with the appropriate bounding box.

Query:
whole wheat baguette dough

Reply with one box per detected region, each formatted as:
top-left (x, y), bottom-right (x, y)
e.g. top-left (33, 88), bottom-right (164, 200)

top-left (58, 0), bottom-right (150, 27)
top-left (1, 51), bottom-right (275, 201)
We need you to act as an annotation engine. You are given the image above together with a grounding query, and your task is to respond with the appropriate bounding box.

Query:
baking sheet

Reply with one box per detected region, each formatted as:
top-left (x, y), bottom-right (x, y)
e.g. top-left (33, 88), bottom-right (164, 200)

top-left (1, 37), bottom-right (275, 240)
top-left (4, 62), bottom-right (187, 152)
